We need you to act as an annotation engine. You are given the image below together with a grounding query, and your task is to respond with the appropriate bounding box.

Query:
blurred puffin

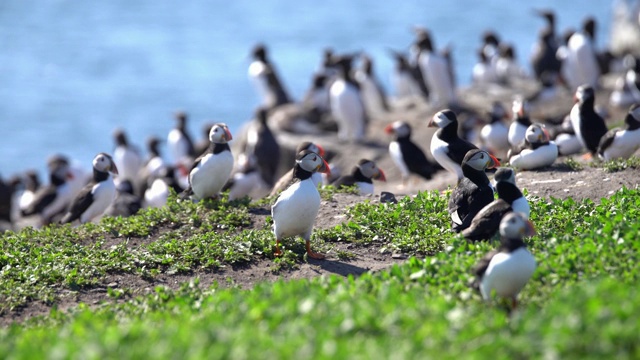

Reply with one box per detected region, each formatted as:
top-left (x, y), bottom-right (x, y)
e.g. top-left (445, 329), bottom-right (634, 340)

top-left (224, 154), bottom-right (271, 201)
top-left (244, 107), bottom-right (281, 186)
top-left (561, 17), bottom-right (601, 90)
top-left (17, 170), bottom-right (41, 214)
top-left (448, 149), bottom-right (500, 233)
top-left (416, 29), bottom-right (456, 106)
top-left (598, 104), bottom-right (640, 161)
top-left (429, 109), bottom-right (479, 181)
top-left (355, 54), bottom-right (389, 117)
top-left (248, 44), bottom-right (292, 109)
top-left (388, 49), bottom-right (429, 100)
top-left (106, 179), bottom-right (142, 218)
top-left (270, 142), bottom-right (326, 197)
top-left (385, 121), bottom-right (439, 185)
top-left (167, 111), bottom-right (196, 165)
top-left (480, 102), bottom-right (510, 157)
top-left (21, 157), bottom-right (76, 225)
top-left (509, 124), bottom-right (558, 170)
top-left (182, 123), bottom-right (234, 201)
top-left (331, 159), bottom-right (386, 195)
top-left (472, 48), bottom-right (498, 85)
top-left (330, 54), bottom-right (367, 142)
top-left (508, 97), bottom-right (533, 148)
top-left (570, 84), bottom-right (608, 157)
top-left (271, 150), bottom-right (330, 259)
top-left (462, 167), bottom-right (530, 241)
top-left (60, 153), bottom-right (118, 224)
top-left (472, 212), bottom-right (536, 310)
top-left (530, 9), bottom-right (561, 83)
top-left (112, 128), bottom-right (142, 183)
top-left (144, 166), bottom-right (184, 209)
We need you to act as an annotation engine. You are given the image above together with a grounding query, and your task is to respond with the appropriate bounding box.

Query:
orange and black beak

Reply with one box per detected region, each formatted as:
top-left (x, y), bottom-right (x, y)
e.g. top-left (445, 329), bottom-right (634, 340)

top-left (384, 124), bottom-right (394, 134)
top-left (316, 144), bottom-right (326, 157)
top-left (318, 158), bottom-right (331, 176)
top-left (488, 154), bottom-right (500, 169)
top-left (522, 219), bottom-right (536, 237)
top-left (374, 168), bottom-right (387, 181)
top-left (110, 163), bottom-right (119, 176)
top-left (428, 117), bottom-right (437, 128)
top-left (224, 127), bottom-right (233, 141)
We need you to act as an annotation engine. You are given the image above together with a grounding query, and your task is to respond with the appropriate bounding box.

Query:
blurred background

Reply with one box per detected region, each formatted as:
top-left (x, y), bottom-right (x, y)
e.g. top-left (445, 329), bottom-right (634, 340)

top-left (0, 0), bottom-right (618, 175)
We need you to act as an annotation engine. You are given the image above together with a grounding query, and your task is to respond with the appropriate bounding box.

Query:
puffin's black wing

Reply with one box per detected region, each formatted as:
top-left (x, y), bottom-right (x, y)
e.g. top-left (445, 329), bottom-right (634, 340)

top-left (400, 140), bottom-right (438, 180)
top-left (254, 126), bottom-right (281, 186)
top-left (581, 113), bottom-right (609, 154)
top-left (471, 249), bottom-right (499, 291)
top-left (597, 128), bottom-right (618, 157)
top-left (461, 199), bottom-right (512, 241)
top-left (448, 138), bottom-right (478, 165)
top-left (60, 183), bottom-right (95, 224)
top-left (107, 193), bottom-right (142, 217)
top-left (449, 179), bottom-right (495, 232)
top-left (332, 175), bottom-right (356, 188)
top-left (21, 186), bottom-right (57, 216)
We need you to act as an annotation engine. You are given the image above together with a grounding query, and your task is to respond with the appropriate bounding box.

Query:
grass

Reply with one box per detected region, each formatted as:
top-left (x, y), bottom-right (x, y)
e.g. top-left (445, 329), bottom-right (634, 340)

top-left (1, 187), bottom-right (640, 358)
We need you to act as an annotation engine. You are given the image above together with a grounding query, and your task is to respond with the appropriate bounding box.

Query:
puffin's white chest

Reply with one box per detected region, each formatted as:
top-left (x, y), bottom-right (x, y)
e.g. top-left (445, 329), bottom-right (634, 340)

top-left (556, 133), bottom-right (584, 156)
top-left (419, 52), bottom-right (455, 105)
top-left (144, 178), bottom-right (169, 208)
top-left (392, 71), bottom-right (417, 98)
top-left (430, 133), bottom-right (462, 179)
top-left (330, 79), bottom-right (365, 140)
top-left (356, 182), bottom-right (374, 196)
top-left (389, 141), bottom-right (409, 178)
top-left (114, 146), bottom-right (142, 182)
top-left (481, 122), bottom-right (510, 154)
top-left (511, 197), bottom-right (531, 219)
top-left (480, 247), bottom-right (536, 300)
top-left (81, 179), bottom-right (116, 223)
top-left (509, 142), bottom-right (558, 170)
top-left (190, 151), bottom-right (234, 200)
top-left (42, 184), bottom-right (73, 220)
top-left (272, 179), bottom-right (321, 239)
top-left (228, 171), bottom-right (270, 201)
top-left (602, 129), bottom-right (640, 160)
top-left (569, 104), bottom-right (586, 149)
top-left (508, 122), bottom-right (528, 147)
top-left (168, 129), bottom-right (190, 163)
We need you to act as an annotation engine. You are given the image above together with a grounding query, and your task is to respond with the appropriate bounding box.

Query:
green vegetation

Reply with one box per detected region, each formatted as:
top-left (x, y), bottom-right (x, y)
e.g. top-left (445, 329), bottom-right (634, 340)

top-left (1, 187), bottom-right (640, 358)
top-left (598, 156), bottom-right (640, 173)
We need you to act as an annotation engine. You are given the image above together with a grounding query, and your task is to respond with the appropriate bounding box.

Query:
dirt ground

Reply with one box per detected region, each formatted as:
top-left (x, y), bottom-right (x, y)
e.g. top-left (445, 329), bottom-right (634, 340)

top-left (4, 79), bottom-right (640, 325)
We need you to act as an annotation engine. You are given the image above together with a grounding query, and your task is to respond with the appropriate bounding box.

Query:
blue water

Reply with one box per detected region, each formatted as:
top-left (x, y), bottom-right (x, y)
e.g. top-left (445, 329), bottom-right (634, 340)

top-left (0, 0), bottom-right (613, 177)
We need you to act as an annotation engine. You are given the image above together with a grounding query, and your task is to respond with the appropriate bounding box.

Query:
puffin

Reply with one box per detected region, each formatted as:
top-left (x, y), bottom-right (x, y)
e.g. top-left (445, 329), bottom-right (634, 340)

top-left (271, 150), bottom-right (330, 259)
top-left (509, 124), bottom-right (558, 170)
top-left (472, 48), bottom-right (498, 85)
top-left (387, 49), bottom-right (428, 100)
top-left (17, 170), bottom-right (41, 214)
top-left (195, 122), bottom-right (215, 157)
top-left (182, 123), bottom-right (234, 201)
top-left (167, 111), bottom-right (196, 165)
top-left (416, 29), bottom-right (456, 106)
top-left (508, 98), bottom-right (533, 148)
top-left (429, 109), bottom-right (479, 181)
top-left (330, 55), bottom-right (367, 142)
top-left (354, 54), bottom-right (389, 116)
top-left (301, 73), bottom-right (330, 114)
top-left (106, 179), bottom-right (142, 218)
top-left (245, 107), bottom-right (281, 186)
top-left (0, 175), bottom-right (20, 227)
top-left (462, 167), bottom-right (530, 241)
top-left (480, 102), bottom-right (510, 157)
top-left (112, 128), bottom-right (142, 183)
top-left (270, 142), bottom-right (326, 197)
top-left (248, 44), bottom-right (292, 109)
top-left (561, 17), bottom-right (601, 90)
top-left (448, 149), bottom-right (500, 233)
top-left (60, 153), bottom-right (119, 224)
top-left (385, 121), bottom-right (439, 184)
top-left (472, 212), bottom-right (537, 309)
top-left (609, 56), bottom-right (640, 108)
top-left (598, 104), bottom-right (640, 161)
top-left (549, 115), bottom-right (584, 156)
top-left (224, 154), bottom-right (271, 201)
top-left (331, 159), bottom-right (386, 195)
top-left (570, 84), bottom-right (608, 156)
top-left (21, 158), bottom-right (75, 225)
top-left (144, 166), bottom-right (184, 209)
top-left (530, 9), bottom-right (561, 83)
top-left (495, 43), bottom-right (528, 84)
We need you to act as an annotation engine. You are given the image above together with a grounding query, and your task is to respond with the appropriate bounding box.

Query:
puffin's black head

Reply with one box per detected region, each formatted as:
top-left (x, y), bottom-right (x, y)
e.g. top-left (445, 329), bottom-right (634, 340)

top-left (429, 109), bottom-right (457, 128)
top-left (494, 167), bottom-right (516, 185)
top-left (462, 149), bottom-right (500, 171)
top-left (356, 159), bottom-right (386, 181)
top-left (295, 150), bottom-right (330, 175)
top-left (489, 102), bottom-right (506, 123)
top-left (334, 55), bottom-right (354, 77)
top-left (252, 44), bottom-right (267, 61)
top-left (312, 73), bottom-right (327, 89)
top-left (113, 128), bottom-right (128, 147)
top-left (533, 9), bottom-right (555, 27)
top-left (482, 30), bottom-right (500, 47)
top-left (93, 152), bottom-right (119, 175)
top-left (524, 123), bottom-right (551, 145)
top-left (499, 43), bottom-right (515, 60)
top-left (414, 27), bottom-right (434, 51)
top-left (24, 170), bottom-right (40, 191)
top-left (574, 85), bottom-right (595, 105)
top-left (296, 141), bottom-right (325, 157)
top-left (175, 111), bottom-right (188, 129)
top-left (47, 154), bottom-right (70, 172)
top-left (499, 212), bottom-right (535, 242)
top-left (388, 49), bottom-right (410, 71)
top-left (208, 123), bottom-right (233, 144)
top-left (147, 136), bottom-right (162, 156)
top-left (255, 107), bottom-right (269, 125)
top-left (361, 55), bottom-right (373, 75)
top-left (322, 48), bottom-right (335, 68)
top-left (583, 17), bottom-right (596, 40)
top-left (384, 121), bottom-right (412, 139)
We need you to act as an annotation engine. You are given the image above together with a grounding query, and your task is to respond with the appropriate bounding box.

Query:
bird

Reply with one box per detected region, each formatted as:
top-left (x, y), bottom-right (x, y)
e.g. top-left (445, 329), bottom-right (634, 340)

top-left (561, 17), bottom-right (601, 90)
top-left (570, 84), bottom-right (608, 157)
top-left (509, 124), bottom-right (558, 170)
top-left (144, 166), bottom-right (184, 208)
top-left (167, 111), bottom-right (196, 166)
top-left (17, 170), bottom-right (41, 215)
top-left (106, 179), bottom-right (142, 218)
top-left (21, 157), bottom-right (76, 225)
top-left (244, 107), bottom-right (281, 186)
top-left (462, 167), bottom-right (530, 241)
top-left (480, 102), bottom-right (510, 158)
top-left (385, 121), bottom-right (439, 185)
top-left (330, 54), bottom-right (367, 142)
top-left (387, 49), bottom-right (428, 100)
top-left (224, 154), bottom-right (271, 201)
top-left (609, 55), bottom-right (640, 108)
top-left (429, 109), bottom-right (479, 181)
top-left (271, 150), bottom-right (330, 259)
top-left (448, 149), bottom-right (500, 233)
top-left (60, 153), bottom-right (119, 224)
top-left (495, 43), bottom-right (528, 84)
top-left (0, 175), bottom-right (20, 228)
top-left (301, 73), bottom-right (330, 115)
top-left (194, 122), bottom-right (215, 157)
top-left (530, 9), bottom-right (561, 83)
top-left (472, 212), bottom-right (536, 310)
top-left (331, 159), bottom-right (386, 195)
top-left (598, 104), bottom-right (640, 161)
top-left (182, 123), bottom-right (234, 201)
top-left (248, 44), bottom-right (292, 110)
top-left (416, 29), bottom-right (456, 106)
top-left (508, 97), bottom-right (533, 148)
top-left (354, 54), bottom-right (389, 117)
top-left (472, 48), bottom-right (498, 85)
top-left (270, 142), bottom-right (326, 197)
top-left (112, 128), bottom-right (142, 184)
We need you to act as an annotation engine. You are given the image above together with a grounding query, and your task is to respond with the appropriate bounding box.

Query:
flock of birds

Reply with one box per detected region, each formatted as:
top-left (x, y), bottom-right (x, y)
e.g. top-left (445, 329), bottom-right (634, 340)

top-left (2, 7), bottom-right (640, 308)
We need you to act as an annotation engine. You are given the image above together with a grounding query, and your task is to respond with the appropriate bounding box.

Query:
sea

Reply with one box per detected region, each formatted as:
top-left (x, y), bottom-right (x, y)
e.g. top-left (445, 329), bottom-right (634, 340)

top-left (0, 0), bottom-right (615, 178)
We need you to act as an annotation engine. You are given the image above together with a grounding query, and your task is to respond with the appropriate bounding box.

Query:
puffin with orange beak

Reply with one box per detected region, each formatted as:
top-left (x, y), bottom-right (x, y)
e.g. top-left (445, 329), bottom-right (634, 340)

top-left (271, 150), bottom-right (330, 260)
top-left (182, 123), bottom-right (234, 201)
top-left (61, 153), bottom-right (119, 224)
top-left (331, 159), bottom-right (386, 196)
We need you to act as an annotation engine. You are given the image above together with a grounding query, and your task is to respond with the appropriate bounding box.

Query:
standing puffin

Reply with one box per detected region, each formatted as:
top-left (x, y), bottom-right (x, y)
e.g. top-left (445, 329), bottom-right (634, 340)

top-left (248, 44), bottom-right (292, 110)
top-left (17, 170), bottom-right (41, 214)
top-left (331, 159), bottom-right (386, 195)
top-left (530, 9), bottom-right (561, 83)
top-left (61, 153), bottom-right (119, 224)
top-left (112, 128), bottom-right (142, 183)
top-left (385, 121), bottom-right (439, 184)
top-left (429, 109), bottom-right (479, 181)
top-left (472, 212), bottom-right (536, 309)
top-left (388, 49), bottom-right (428, 100)
top-left (182, 123), bottom-right (234, 201)
top-left (330, 55), bottom-right (367, 142)
top-left (270, 142), bottom-right (326, 197)
top-left (167, 111), bottom-right (196, 165)
top-left (245, 107), bottom-right (281, 186)
top-left (598, 104), bottom-right (640, 160)
top-left (508, 98), bottom-right (533, 148)
top-left (561, 17), bottom-right (600, 91)
top-left (508, 124), bottom-right (558, 170)
top-left (272, 150), bottom-right (330, 259)
top-left (354, 54), bottom-right (389, 117)
top-left (448, 149), bottom-right (500, 233)
top-left (480, 102), bottom-right (510, 157)
top-left (570, 84), bottom-right (608, 156)
top-left (462, 167), bottom-right (530, 241)
top-left (415, 29), bottom-right (456, 106)
top-left (21, 158), bottom-right (75, 225)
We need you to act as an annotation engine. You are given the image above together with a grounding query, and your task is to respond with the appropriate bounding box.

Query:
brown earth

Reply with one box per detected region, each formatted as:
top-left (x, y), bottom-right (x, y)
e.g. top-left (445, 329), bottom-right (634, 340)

top-left (4, 77), bottom-right (640, 325)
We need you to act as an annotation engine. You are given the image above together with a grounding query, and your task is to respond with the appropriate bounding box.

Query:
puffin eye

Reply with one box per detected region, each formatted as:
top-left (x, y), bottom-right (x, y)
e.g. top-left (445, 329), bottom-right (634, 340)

top-left (312, 156), bottom-right (317, 161)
